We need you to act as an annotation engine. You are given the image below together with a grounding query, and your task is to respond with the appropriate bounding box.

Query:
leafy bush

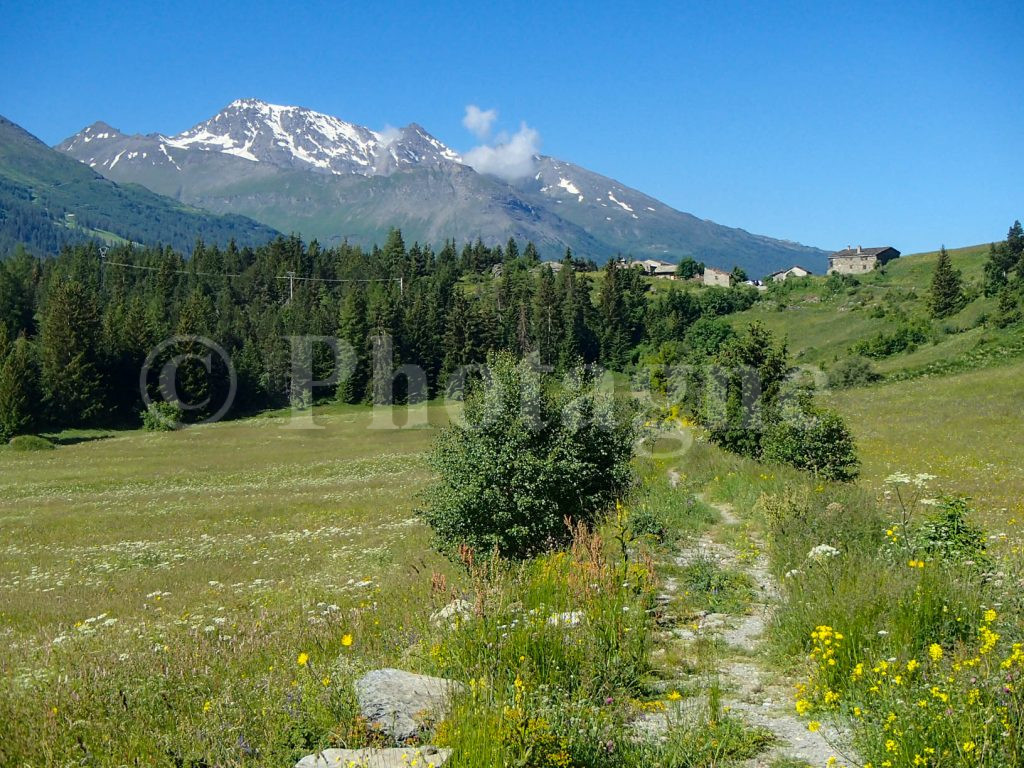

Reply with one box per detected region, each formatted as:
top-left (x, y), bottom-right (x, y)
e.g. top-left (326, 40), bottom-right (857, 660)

top-left (9, 434), bottom-right (55, 451)
top-left (419, 353), bottom-right (639, 560)
top-left (762, 400), bottom-right (859, 481)
top-left (826, 356), bottom-right (880, 389)
top-left (850, 321), bottom-right (930, 358)
top-left (141, 401), bottom-right (183, 431)
top-left (913, 495), bottom-right (988, 566)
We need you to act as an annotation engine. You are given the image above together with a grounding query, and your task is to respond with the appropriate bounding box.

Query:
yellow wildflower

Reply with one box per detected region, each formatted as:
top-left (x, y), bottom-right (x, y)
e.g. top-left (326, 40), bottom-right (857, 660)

top-left (297, 652), bottom-right (309, 667)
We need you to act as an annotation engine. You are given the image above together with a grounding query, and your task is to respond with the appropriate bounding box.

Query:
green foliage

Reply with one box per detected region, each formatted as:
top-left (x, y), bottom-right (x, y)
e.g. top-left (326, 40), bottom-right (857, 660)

top-left (141, 401), bottom-right (183, 431)
top-left (826, 356), bottom-right (880, 389)
top-left (1, 234), bottom-right (763, 436)
top-left (927, 246), bottom-right (965, 318)
top-left (678, 555), bottom-right (755, 614)
top-left (912, 495), bottom-right (988, 566)
top-left (40, 279), bottom-right (104, 426)
top-left (849, 320), bottom-right (929, 358)
top-left (762, 399), bottom-right (860, 481)
top-left (698, 322), bottom-right (789, 457)
top-left (9, 434), bottom-right (55, 451)
top-left (419, 353), bottom-right (638, 559)
top-left (675, 257), bottom-right (701, 279)
top-left (0, 336), bottom-right (38, 441)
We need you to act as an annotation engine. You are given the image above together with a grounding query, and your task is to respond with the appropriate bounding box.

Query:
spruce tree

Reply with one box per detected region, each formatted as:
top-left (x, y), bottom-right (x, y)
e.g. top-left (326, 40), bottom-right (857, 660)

top-left (531, 264), bottom-right (558, 364)
top-left (337, 286), bottom-right (370, 403)
top-left (928, 246), bottom-right (965, 318)
top-left (40, 279), bottom-right (104, 426)
top-left (0, 336), bottom-right (39, 441)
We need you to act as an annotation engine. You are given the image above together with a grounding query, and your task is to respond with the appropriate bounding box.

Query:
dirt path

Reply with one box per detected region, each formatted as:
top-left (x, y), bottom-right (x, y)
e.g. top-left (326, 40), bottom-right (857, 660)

top-left (646, 485), bottom-right (857, 768)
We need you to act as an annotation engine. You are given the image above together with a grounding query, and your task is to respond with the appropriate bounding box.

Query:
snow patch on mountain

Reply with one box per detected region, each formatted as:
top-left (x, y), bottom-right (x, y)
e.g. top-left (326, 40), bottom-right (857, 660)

top-left (607, 191), bottom-right (633, 212)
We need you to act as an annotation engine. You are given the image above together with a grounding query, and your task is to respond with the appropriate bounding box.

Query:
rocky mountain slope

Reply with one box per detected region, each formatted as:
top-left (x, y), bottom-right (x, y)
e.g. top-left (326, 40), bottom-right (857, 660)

top-left (0, 114), bottom-right (279, 256)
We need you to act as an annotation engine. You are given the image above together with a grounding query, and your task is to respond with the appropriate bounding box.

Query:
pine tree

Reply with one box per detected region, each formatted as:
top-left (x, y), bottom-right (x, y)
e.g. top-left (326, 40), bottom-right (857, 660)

top-left (40, 279), bottom-right (104, 426)
top-left (531, 264), bottom-right (559, 364)
top-left (0, 336), bottom-right (39, 441)
top-left (928, 246), bottom-right (965, 318)
top-left (337, 286), bottom-right (370, 403)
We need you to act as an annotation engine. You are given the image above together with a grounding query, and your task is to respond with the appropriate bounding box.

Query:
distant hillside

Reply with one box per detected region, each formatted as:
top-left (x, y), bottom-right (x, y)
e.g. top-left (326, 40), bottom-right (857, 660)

top-left (56, 99), bottom-right (828, 273)
top-left (726, 243), bottom-right (1019, 378)
top-left (0, 115), bottom-right (279, 256)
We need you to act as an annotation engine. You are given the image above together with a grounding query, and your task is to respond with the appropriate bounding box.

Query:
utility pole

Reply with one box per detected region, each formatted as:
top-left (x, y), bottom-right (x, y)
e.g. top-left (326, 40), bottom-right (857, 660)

top-left (286, 270), bottom-right (296, 302)
top-left (99, 246), bottom-right (108, 291)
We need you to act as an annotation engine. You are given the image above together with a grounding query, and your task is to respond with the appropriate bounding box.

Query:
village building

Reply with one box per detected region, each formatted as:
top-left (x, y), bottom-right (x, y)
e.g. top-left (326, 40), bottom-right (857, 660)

top-left (630, 258), bottom-right (677, 278)
top-left (828, 246), bottom-right (900, 275)
top-left (536, 260), bottom-right (565, 272)
top-left (702, 266), bottom-right (732, 288)
top-left (769, 265), bottom-right (813, 282)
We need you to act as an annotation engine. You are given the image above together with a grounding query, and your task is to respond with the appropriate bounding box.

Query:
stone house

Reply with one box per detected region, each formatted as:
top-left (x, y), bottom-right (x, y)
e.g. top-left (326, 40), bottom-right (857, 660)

top-left (702, 266), bottom-right (732, 288)
top-left (769, 265), bottom-right (813, 282)
top-left (828, 246), bottom-right (900, 275)
top-left (630, 258), bottom-right (677, 278)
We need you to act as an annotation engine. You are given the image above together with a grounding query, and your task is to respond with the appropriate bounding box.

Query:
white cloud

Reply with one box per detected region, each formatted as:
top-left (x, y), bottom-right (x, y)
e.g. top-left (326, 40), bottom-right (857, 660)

top-left (463, 122), bottom-right (541, 182)
top-left (462, 105), bottom-right (498, 140)
top-left (378, 125), bottom-right (402, 145)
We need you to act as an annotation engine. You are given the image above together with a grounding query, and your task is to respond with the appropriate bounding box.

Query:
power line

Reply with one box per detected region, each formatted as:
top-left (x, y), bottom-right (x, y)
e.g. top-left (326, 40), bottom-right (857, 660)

top-left (102, 258), bottom-right (404, 294)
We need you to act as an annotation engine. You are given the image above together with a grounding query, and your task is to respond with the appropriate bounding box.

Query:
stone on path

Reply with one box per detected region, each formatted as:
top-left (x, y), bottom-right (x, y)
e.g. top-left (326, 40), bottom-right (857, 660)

top-left (355, 668), bottom-right (464, 741)
top-left (295, 746), bottom-right (451, 768)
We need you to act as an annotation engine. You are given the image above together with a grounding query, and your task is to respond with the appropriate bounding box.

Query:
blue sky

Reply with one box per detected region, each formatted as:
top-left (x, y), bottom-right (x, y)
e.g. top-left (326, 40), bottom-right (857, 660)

top-left (2, 0), bottom-right (1021, 253)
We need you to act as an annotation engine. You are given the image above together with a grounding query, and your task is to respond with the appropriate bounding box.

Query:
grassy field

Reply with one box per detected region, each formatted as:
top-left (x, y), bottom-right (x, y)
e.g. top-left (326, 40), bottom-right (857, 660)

top-left (0, 403), bottom-right (472, 764)
top-left (826, 360), bottom-right (1024, 523)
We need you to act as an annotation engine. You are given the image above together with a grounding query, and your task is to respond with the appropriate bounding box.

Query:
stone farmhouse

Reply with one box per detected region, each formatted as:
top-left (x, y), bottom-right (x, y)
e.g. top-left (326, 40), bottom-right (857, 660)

top-left (630, 258), bottom-right (677, 278)
top-left (828, 246), bottom-right (900, 275)
top-left (702, 266), bottom-right (732, 288)
top-left (769, 265), bottom-right (813, 282)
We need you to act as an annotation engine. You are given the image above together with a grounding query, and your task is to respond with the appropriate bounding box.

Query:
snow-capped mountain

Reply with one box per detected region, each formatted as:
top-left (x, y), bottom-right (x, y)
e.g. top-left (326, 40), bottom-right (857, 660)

top-left (57, 100), bottom-right (827, 273)
top-left (59, 99), bottom-right (462, 177)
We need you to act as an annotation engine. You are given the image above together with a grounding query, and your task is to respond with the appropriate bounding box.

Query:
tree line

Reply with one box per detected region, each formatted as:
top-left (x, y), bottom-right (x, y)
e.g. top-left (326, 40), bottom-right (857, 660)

top-left (0, 231), bottom-right (760, 440)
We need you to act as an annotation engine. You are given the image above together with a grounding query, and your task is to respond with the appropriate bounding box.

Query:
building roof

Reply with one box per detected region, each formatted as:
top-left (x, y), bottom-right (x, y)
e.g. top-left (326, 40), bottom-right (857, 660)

top-left (704, 266), bottom-right (731, 275)
top-left (830, 246), bottom-right (899, 259)
top-left (770, 265), bottom-right (812, 277)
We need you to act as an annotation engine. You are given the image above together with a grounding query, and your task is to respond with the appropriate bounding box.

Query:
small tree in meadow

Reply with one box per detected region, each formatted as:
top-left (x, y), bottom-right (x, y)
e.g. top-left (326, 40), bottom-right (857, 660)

top-left (928, 246), bottom-right (965, 318)
top-left (419, 352), bottom-right (639, 560)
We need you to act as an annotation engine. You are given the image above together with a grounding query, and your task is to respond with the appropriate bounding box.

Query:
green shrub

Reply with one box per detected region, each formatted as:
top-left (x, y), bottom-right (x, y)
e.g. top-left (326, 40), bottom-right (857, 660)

top-left (850, 321), bottom-right (930, 358)
top-left (826, 356), bottom-right (880, 389)
top-left (912, 495), bottom-right (989, 566)
top-left (9, 434), bottom-right (55, 451)
top-left (762, 401), bottom-right (859, 481)
top-left (141, 401), bottom-right (183, 431)
top-left (419, 353), bottom-right (639, 560)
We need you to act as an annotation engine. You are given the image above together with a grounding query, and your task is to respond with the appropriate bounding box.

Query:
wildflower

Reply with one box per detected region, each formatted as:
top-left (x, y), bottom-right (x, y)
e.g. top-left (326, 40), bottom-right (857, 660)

top-left (321, 676), bottom-right (330, 687)
top-left (984, 609), bottom-right (997, 623)
top-left (808, 720), bottom-right (821, 732)
top-left (297, 652), bottom-right (309, 667)
top-left (906, 659), bottom-right (919, 673)
top-left (795, 698), bottom-right (811, 714)
top-left (203, 700), bottom-right (212, 713)
top-left (341, 634), bottom-right (354, 647)
top-left (807, 544), bottom-right (841, 562)
top-left (928, 644), bottom-right (943, 662)
top-left (962, 741), bottom-right (976, 752)
top-left (667, 690), bottom-right (682, 701)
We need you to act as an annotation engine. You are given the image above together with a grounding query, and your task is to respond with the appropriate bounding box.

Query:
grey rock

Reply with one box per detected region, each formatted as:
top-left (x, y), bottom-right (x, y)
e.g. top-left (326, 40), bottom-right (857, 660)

top-left (355, 668), bottom-right (464, 741)
top-left (295, 746), bottom-right (451, 768)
